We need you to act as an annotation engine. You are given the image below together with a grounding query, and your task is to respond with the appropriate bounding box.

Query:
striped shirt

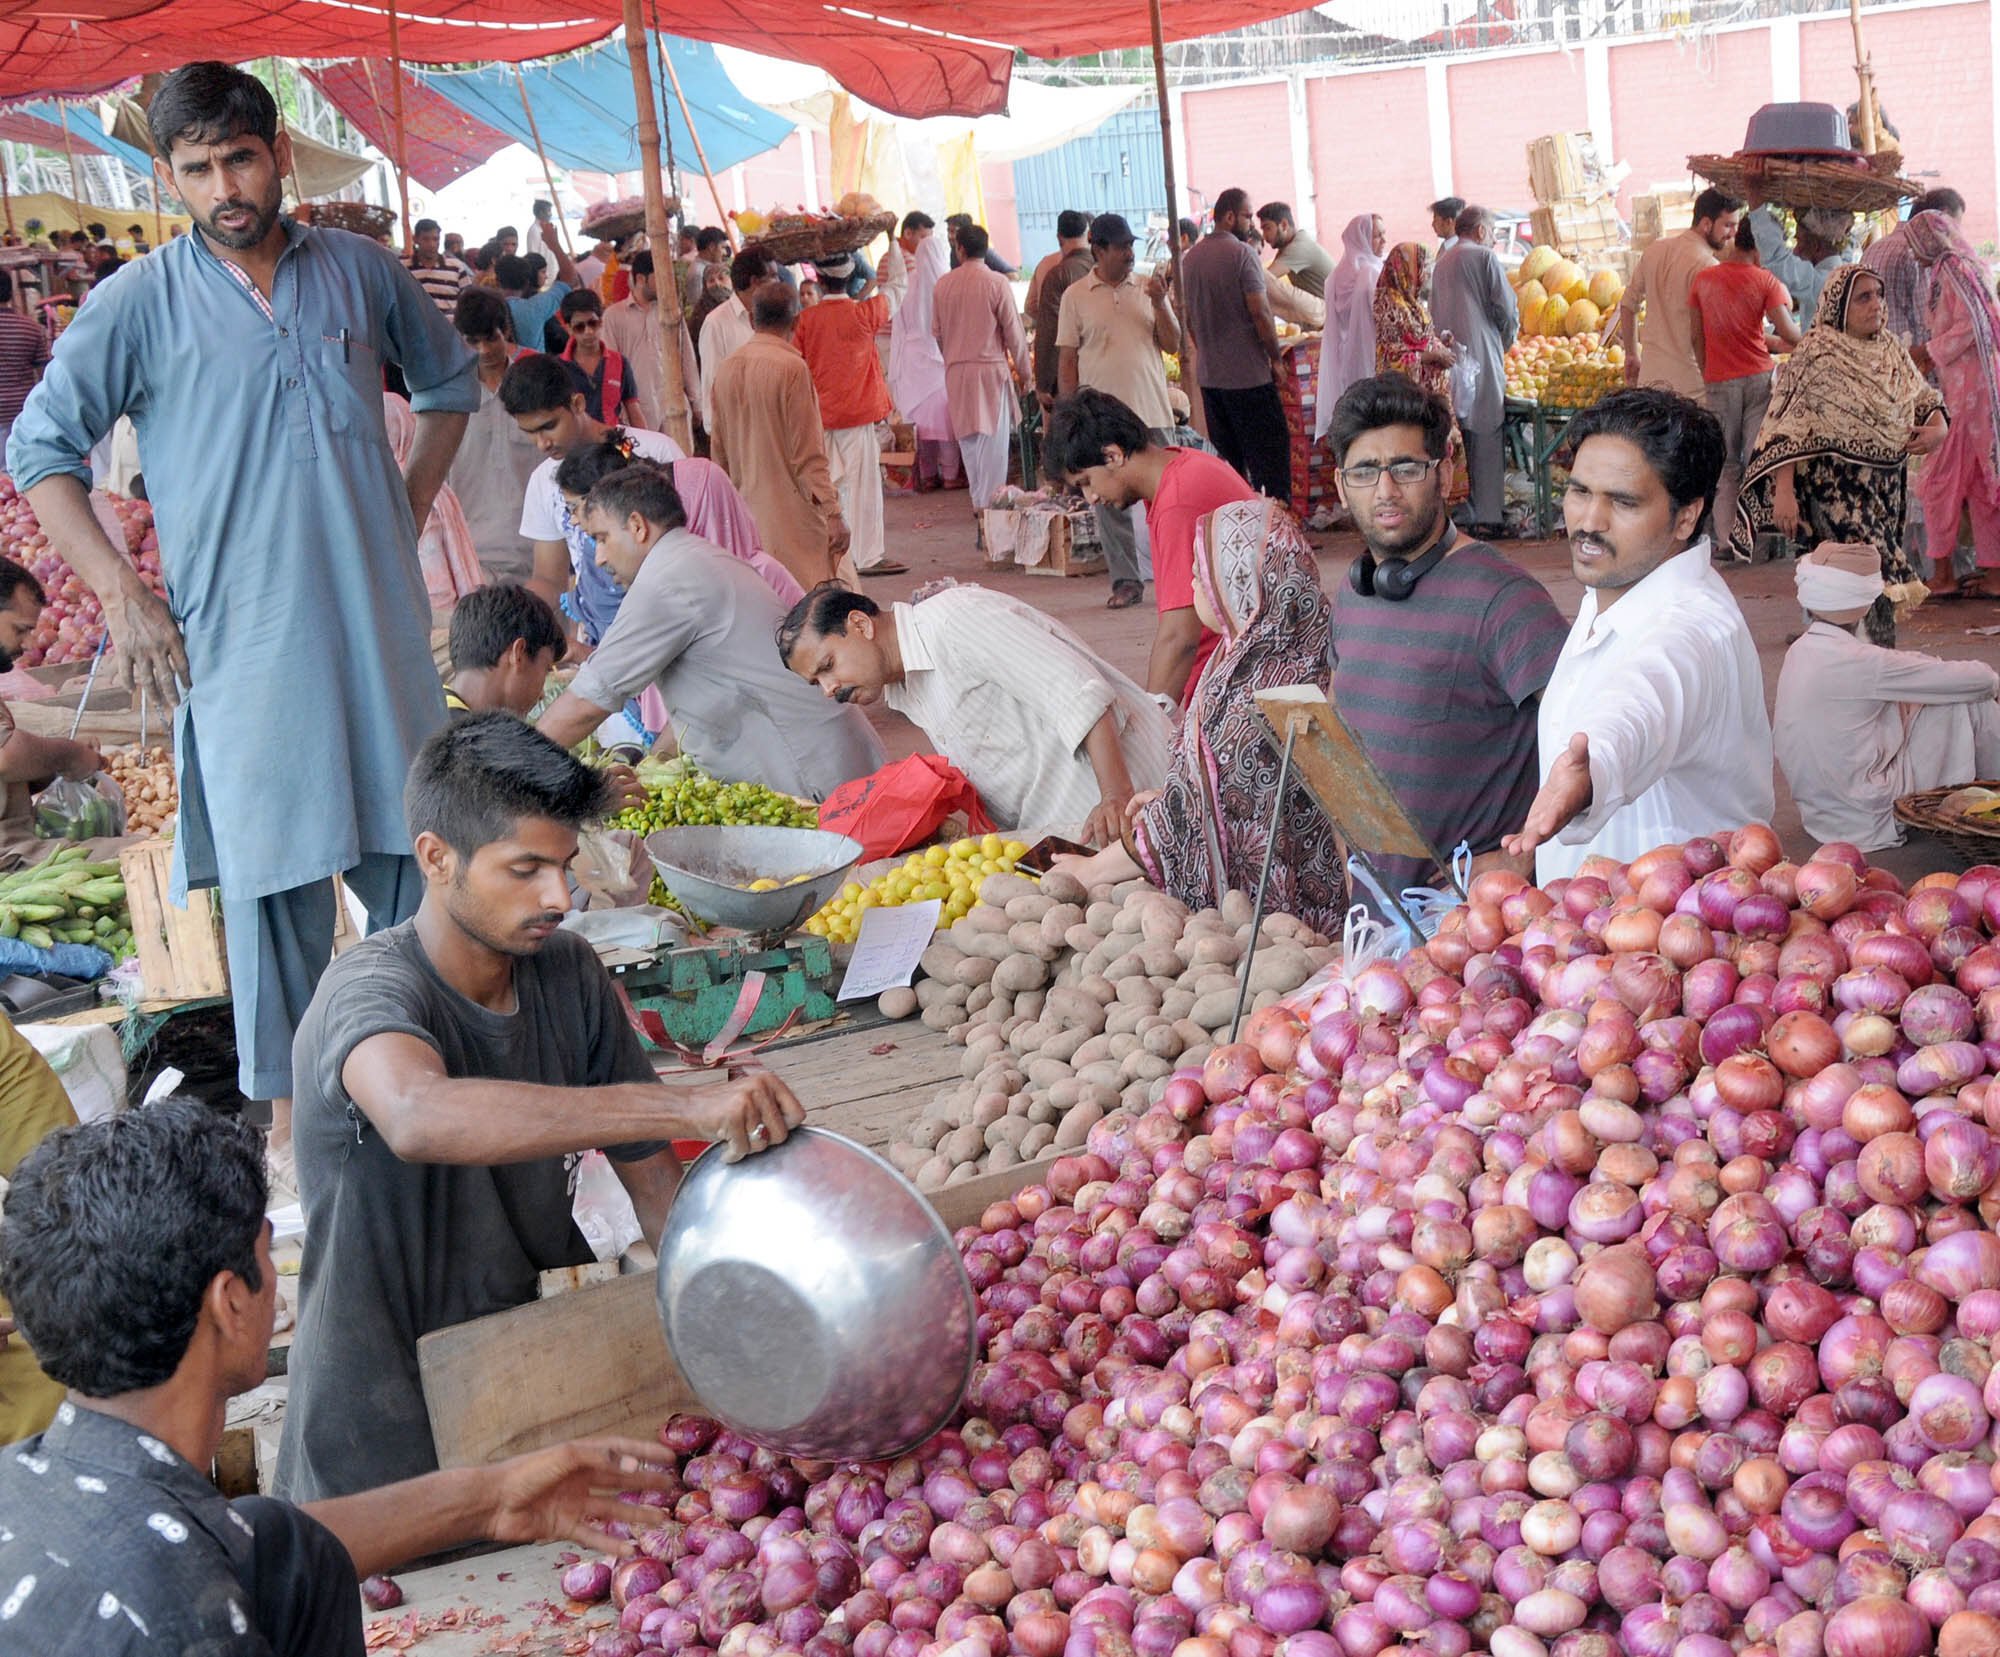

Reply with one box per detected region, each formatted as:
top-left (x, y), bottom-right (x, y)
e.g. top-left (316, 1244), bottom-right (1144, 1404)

top-left (886, 585), bottom-right (1174, 834)
top-left (404, 255), bottom-right (471, 316)
top-left (0, 307), bottom-right (49, 424)
top-left (1330, 537), bottom-right (1567, 890)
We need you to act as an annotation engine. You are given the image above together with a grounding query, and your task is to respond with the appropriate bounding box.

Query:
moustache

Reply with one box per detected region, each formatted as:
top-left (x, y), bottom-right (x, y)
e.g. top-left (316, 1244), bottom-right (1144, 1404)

top-left (833, 686), bottom-right (856, 704)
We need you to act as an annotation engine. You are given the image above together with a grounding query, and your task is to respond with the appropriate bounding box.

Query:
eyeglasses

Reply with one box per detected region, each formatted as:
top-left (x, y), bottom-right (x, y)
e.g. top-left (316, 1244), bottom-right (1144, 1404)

top-left (1339, 458), bottom-right (1442, 489)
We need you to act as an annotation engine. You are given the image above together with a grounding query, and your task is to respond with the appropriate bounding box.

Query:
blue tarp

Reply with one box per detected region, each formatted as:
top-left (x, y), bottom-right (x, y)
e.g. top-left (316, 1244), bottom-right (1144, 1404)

top-left (419, 36), bottom-right (790, 179)
top-left (5, 101), bottom-right (153, 179)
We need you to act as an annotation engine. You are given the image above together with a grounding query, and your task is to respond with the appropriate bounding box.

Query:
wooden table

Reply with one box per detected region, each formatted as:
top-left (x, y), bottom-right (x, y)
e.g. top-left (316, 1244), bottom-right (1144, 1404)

top-left (755, 1018), bottom-right (956, 1151)
top-left (359, 1540), bottom-right (597, 1654)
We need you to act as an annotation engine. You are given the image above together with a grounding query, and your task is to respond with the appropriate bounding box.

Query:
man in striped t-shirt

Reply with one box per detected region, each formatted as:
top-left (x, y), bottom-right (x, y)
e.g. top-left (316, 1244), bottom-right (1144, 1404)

top-left (404, 218), bottom-right (471, 317)
top-left (1325, 374), bottom-right (1567, 895)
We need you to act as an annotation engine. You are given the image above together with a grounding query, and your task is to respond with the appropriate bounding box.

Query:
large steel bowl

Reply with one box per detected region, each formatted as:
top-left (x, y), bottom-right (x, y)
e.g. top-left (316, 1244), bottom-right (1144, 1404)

top-left (657, 1127), bottom-right (975, 1462)
top-left (644, 825), bottom-right (863, 940)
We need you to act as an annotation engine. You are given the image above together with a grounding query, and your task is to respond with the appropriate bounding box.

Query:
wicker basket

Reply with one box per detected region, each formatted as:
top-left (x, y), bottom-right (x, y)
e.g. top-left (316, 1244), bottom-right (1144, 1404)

top-left (1686, 151), bottom-right (1919, 214)
top-left (579, 197), bottom-right (680, 245)
top-left (1893, 781), bottom-right (2000, 866)
top-left (743, 212), bottom-right (898, 266)
top-left (312, 200), bottom-right (396, 239)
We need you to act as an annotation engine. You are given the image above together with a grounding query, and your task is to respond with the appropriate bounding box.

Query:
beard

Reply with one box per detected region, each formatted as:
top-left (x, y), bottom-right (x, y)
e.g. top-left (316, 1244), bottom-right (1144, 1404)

top-left (0, 641), bottom-right (19, 672)
top-left (202, 190), bottom-right (281, 252)
top-left (1362, 498), bottom-right (1445, 560)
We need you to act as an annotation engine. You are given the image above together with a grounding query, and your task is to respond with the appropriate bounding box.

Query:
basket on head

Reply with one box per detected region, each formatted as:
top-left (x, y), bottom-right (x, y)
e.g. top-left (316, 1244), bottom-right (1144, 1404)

top-left (743, 211), bottom-right (898, 268)
top-left (1686, 152), bottom-right (1918, 215)
top-left (311, 201), bottom-right (397, 239)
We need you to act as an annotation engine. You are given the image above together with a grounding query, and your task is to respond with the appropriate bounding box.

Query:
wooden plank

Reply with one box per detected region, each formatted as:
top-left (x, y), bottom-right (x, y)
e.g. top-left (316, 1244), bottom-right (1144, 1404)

top-left (120, 839), bottom-right (229, 1000)
top-left (418, 1154), bottom-right (1054, 1470)
top-left (1254, 684), bottom-right (1447, 871)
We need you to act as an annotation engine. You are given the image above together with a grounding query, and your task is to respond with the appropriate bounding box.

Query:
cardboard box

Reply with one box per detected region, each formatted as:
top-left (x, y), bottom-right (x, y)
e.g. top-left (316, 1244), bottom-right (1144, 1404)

top-left (980, 508), bottom-right (1106, 578)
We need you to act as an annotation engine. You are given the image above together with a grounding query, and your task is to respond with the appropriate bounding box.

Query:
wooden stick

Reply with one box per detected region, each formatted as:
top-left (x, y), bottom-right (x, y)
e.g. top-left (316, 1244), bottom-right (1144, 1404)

top-left (56, 105), bottom-right (87, 239)
top-left (658, 38), bottom-right (735, 249)
top-left (1, 148), bottom-right (15, 239)
top-left (268, 60), bottom-right (308, 210)
top-left (1850, 0), bottom-right (1879, 155)
top-left (1148, 0), bottom-right (1186, 380)
top-left (383, 0), bottom-right (415, 249)
top-left (623, 5), bottom-right (695, 453)
top-left (514, 66), bottom-right (574, 262)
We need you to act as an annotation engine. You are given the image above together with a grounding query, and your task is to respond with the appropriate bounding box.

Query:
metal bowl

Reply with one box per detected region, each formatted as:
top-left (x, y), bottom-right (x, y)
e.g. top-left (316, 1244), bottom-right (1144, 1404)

top-left (644, 826), bottom-right (863, 939)
top-left (657, 1127), bottom-right (976, 1462)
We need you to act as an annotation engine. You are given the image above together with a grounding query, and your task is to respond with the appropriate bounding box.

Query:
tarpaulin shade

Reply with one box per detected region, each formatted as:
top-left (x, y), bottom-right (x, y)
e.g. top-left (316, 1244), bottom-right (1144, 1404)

top-left (100, 89), bottom-right (374, 195)
top-left (0, 110), bottom-right (109, 157)
top-left (305, 62), bottom-right (513, 190)
top-left (0, 0), bottom-right (1321, 118)
top-left (416, 35), bottom-right (791, 176)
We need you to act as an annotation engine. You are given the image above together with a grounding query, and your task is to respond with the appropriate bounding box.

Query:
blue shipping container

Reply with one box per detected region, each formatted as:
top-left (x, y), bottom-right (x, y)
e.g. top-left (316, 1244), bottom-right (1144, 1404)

top-left (1011, 100), bottom-right (1168, 269)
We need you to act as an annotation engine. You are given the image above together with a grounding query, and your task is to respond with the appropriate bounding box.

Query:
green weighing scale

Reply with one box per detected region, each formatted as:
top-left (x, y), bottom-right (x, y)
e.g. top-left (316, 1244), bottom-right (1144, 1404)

top-left (617, 826), bottom-right (865, 1059)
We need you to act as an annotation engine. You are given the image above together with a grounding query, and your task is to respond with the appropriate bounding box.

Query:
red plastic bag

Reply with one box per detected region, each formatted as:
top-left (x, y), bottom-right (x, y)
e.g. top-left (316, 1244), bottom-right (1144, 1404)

top-left (817, 754), bottom-right (994, 863)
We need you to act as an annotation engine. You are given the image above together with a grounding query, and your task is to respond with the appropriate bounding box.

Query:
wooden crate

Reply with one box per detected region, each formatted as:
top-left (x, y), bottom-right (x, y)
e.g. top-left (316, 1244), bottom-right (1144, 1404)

top-left (120, 838), bottom-right (228, 1001)
top-left (1529, 133), bottom-right (1596, 204)
top-left (1531, 195), bottom-right (1626, 258)
top-left (1631, 187), bottom-right (1696, 249)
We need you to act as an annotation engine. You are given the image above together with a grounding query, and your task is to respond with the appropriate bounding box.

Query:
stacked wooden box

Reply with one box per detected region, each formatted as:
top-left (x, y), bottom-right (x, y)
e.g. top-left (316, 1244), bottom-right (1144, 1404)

top-left (1526, 132), bottom-right (1631, 262)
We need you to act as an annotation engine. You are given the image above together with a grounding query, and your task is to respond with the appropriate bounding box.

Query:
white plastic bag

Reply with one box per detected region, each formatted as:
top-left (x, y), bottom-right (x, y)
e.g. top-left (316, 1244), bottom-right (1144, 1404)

top-left (1448, 354), bottom-right (1483, 419)
top-left (571, 1148), bottom-right (643, 1262)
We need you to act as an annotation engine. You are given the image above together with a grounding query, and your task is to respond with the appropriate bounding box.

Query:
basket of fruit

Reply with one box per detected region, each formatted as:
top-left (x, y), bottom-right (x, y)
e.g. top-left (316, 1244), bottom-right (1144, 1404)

top-left (312, 200), bottom-right (397, 239)
top-left (1543, 359), bottom-right (1625, 410)
top-left (1895, 781), bottom-right (2000, 865)
top-left (742, 211), bottom-right (898, 267)
top-left (579, 194), bottom-right (679, 245)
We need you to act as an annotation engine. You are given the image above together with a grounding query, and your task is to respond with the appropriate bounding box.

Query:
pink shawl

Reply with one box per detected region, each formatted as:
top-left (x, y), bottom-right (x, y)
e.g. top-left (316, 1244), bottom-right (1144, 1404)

top-left (381, 392), bottom-right (483, 611)
top-left (1909, 209), bottom-right (2000, 482)
top-left (671, 456), bottom-right (806, 608)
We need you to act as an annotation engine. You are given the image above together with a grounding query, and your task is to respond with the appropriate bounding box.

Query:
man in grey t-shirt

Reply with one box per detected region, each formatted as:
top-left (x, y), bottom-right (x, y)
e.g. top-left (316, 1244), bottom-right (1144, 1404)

top-left (1178, 187), bottom-right (1291, 503)
top-left (276, 715), bottom-right (805, 1501)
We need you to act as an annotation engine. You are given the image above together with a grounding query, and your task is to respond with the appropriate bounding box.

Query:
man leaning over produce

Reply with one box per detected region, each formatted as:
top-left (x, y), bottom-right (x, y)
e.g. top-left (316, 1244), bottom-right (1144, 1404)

top-left (537, 466), bottom-right (884, 802)
top-left (0, 555), bottom-right (110, 868)
top-left (0, 1096), bottom-right (686, 1655)
top-left (1503, 389), bottom-right (1774, 882)
top-left (275, 715), bottom-right (804, 1502)
top-left (5, 62), bottom-right (479, 1184)
top-left (778, 583), bottom-right (1171, 846)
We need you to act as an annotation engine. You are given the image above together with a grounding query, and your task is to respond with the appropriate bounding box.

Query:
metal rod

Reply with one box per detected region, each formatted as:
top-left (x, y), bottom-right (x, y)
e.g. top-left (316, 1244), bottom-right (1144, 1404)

top-left (659, 38), bottom-right (735, 248)
top-left (650, 0), bottom-right (685, 244)
top-left (1228, 718), bottom-right (1300, 1043)
top-left (69, 633), bottom-right (107, 741)
top-left (383, 0), bottom-right (415, 249)
top-left (514, 66), bottom-right (575, 263)
top-left (1148, 0), bottom-right (1187, 380)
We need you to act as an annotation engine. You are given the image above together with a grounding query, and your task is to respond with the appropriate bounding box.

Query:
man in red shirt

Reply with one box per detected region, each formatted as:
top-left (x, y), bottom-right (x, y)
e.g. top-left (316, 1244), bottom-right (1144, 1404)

top-left (1047, 387), bottom-right (1254, 706)
top-left (796, 245), bottom-right (910, 577)
top-left (1689, 215), bottom-right (1801, 557)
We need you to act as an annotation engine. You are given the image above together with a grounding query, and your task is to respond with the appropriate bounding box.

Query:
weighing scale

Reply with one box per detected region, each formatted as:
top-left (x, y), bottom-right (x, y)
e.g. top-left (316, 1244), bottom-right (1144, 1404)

top-left (617, 826), bottom-right (865, 1059)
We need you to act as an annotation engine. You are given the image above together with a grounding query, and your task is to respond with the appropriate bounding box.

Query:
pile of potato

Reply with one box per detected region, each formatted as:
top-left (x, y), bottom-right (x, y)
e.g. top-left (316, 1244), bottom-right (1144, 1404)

top-left (106, 745), bottom-right (176, 837)
top-left (879, 871), bottom-right (1332, 1191)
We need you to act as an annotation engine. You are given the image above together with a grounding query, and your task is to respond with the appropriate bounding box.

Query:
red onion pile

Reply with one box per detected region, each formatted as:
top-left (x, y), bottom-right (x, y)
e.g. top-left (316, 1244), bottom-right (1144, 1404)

top-left (556, 828), bottom-right (2000, 1657)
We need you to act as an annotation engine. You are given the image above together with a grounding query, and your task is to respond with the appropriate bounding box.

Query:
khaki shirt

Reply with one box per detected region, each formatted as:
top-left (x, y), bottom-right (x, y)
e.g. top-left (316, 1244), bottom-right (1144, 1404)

top-left (1055, 272), bottom-right (1176, 430)
top-left (1627, 229), bottom-right (1716, 397)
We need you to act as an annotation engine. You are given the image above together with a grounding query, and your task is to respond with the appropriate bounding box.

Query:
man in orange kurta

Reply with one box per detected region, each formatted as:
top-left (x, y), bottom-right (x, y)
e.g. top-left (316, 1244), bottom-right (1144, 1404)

top-left (796, 243), bottom-right (908, 577)
top-left (710, 282), bottom-right (854, 590)
top-left (932, 223), bottom-right (1029, 512)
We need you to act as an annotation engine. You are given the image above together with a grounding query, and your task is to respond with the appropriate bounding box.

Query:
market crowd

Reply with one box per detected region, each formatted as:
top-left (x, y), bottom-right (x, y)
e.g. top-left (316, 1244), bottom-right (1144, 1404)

top-left (8, 51), bottom-right (2000, 1657)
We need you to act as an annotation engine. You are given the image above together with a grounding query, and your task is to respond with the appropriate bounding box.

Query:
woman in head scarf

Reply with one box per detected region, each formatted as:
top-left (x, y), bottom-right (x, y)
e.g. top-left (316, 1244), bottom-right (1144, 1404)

top-left (1052, 498), bottom-right (1347, 937)
top-left (1313, 214), bottom-right (1387, 440)
top-left (1371, 242), bottom-right (1467, 504)
top-left (1907, 208), bottom-right (2000, 596)
top-left (888, 231), bottom-right (962, 491)
top-left (1733, 263), bottom-right (1947, 644)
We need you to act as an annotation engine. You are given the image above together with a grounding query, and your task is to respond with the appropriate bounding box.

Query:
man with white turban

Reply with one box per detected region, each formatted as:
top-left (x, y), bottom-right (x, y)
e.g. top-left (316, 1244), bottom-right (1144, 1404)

top-left (1314, 214), bottom-right (1386, 433)
top-left (1776, 542), bottom-right (2000, 849)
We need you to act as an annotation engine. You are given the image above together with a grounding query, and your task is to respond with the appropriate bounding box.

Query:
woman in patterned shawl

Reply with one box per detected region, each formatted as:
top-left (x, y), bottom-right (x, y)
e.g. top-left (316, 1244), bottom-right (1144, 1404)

top-left (1733, 262), bottom-right (1947, 644)
top-left (1372, 242), bottom-right (1467, 504)
top-left (1054, 498), bottom-right (1347, 936)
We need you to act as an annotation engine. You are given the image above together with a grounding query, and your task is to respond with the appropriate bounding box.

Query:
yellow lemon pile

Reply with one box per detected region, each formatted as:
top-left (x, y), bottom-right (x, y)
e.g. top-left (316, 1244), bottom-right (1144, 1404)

top-left (806, 835), bottom-right (1031, 943)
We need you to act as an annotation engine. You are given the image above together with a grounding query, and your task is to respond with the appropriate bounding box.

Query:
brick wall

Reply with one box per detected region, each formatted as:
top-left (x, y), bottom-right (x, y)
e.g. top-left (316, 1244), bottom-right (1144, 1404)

top-left (1305, 68), bottom-right (1437, 249)
top-left (1446, 50), bottom-right (1590, 212)
top-left (1179, 79), bottom-right (1297, 216)
top-left (1609, 30), bottom-right (1774, 213)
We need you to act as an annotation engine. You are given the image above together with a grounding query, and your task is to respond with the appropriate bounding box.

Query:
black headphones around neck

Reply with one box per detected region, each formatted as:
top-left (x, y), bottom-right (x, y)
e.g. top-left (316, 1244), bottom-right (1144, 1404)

top-left (1348, 525), bottom-right (1456, 602)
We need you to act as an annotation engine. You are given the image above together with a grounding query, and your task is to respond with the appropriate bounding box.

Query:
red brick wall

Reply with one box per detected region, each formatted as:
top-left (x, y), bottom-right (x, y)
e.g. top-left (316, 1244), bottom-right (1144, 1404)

top-left (1446, 50), bottom-right (1590, 211)
top-left (1802, 5), bottom-right (1996, 244)
top-left (1608, 30), bottom-right (1774, 213)
top-left (1305, 68), bottom-right (1437, 250)
top-left (1180, 79), bottom-right (1297, 217)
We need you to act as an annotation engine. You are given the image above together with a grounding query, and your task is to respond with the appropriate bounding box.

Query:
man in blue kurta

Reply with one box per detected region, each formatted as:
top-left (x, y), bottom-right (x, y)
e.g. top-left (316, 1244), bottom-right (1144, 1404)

top-left (7, 62), bottom-right (477, 1153)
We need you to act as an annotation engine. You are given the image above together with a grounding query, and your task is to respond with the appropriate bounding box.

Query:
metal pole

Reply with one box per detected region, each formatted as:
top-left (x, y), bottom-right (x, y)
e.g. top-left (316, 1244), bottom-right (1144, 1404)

top-left (1148, 0), bottom-right (1186, 380)
top-left (659, 38), bottom-right (736, 249)
top-left (622, 8), bottom-right (695, 454)
top-left (514, 67), bottom-right (575, 262)
top-left (383, 0), bottom-right (415, 248)
top-left (1228, 719), bottom-right (1300, 1043)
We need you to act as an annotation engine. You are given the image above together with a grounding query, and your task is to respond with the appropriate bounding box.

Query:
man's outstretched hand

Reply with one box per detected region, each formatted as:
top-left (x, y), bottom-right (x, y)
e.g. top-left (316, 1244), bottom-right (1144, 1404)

top-left (1502, 732), bottom-right (1593, 861)
top-left (485, 1436), bottom-right (679, 1556)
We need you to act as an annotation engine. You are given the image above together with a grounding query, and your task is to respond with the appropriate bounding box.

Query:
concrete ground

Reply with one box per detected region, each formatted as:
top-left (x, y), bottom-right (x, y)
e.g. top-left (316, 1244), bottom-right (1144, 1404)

top-left (850, 482), bottom-right (2000, 880)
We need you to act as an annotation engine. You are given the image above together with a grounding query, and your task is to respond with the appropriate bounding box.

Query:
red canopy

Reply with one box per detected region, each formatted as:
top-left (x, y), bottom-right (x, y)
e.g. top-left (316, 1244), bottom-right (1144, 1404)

top-left (0, 0), bottom-right (1316, 117)
top-left (0, 109), bottom-right (107, 154)
top-left (304, 61), bottom-right (513, 190)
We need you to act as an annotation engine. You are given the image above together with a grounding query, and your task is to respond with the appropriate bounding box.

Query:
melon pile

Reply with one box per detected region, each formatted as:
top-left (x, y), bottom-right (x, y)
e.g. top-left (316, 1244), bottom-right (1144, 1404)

top-left (1512, 244), bottom-right (1625, 341)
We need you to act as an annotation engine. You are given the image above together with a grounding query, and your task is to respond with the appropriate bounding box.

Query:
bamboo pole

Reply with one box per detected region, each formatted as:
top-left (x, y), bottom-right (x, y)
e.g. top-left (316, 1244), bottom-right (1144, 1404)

top-left (1149, 0), bottom-right (1186, 380)
top-left (383, 0), bottom-right (415, 248)
top-left (623, 11), bottom-right (694, 453)
top-left (659, 39), bottom-right (736, 249)
top-left (1850, 0), bottom-right (1879, 154)
top-left (56, 106), bottom-right (87, 239)
top-left (514, 67), bottom-right (575, 262)
top-left (1, 150), bottom-right (14, 240)
top-left (268, 61), bottom-right (308, 211)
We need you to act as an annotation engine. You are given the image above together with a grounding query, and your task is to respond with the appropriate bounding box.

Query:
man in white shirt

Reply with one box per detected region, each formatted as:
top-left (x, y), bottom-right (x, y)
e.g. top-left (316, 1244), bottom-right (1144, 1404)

top-left (1504, 388), bottom-right (1774, 881)
top-left (777, 584), bottom-right (1172, 846)
top-left (698, 246), bottom-right (776, 432)
top-left (1777, 542), bottom-right (2000, 850)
